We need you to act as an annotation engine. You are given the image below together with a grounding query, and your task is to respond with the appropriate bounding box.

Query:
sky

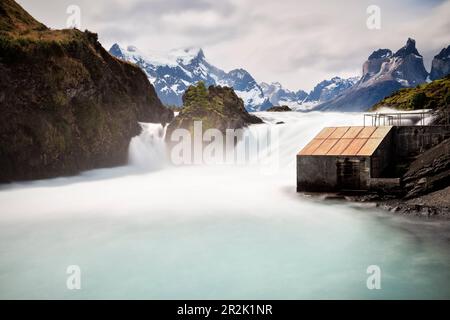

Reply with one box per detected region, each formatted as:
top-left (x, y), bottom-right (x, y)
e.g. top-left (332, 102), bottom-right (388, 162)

top-left (17, 0), bottom-right (450, 91)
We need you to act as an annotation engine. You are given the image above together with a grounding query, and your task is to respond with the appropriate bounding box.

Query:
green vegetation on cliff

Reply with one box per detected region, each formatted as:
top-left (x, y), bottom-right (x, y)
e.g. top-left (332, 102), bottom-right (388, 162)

top-left (166, 82), bottom-right (262, 140)
top-left (0, 0), bottom-right (173, 182)
top-left (371, 75), bottom-right (450, 112)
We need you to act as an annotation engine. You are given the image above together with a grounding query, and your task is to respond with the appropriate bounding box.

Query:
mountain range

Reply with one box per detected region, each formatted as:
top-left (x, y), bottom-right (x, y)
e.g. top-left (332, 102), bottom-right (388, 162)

top-left (109, 44), bottom-right (271, 111)
top-left (110, 39), bottom-right (450, 112)
top-left (317, 38), bottom-right (428, 111)
top-left (261, 76), bottom-right (360, 110)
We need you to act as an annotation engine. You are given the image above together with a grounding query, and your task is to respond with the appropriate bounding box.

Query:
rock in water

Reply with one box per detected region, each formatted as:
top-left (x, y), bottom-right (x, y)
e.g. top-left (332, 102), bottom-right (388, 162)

top-left (165, 82), bottom-right (262, 141)
top-left (0, 0), bottom-right (173, 182)
top-left (266, 105), bottom-right (292, 112)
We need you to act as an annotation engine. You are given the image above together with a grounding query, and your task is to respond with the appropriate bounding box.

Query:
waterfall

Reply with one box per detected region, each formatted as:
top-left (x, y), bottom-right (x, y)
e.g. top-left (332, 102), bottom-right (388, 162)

top-left (128, 122), bottom-right (167, 170)
top-left (127, 112), bottom-right (364, 171)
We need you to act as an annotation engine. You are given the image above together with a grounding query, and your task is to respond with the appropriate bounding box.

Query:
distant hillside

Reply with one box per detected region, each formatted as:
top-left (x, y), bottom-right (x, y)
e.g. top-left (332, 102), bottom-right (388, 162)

top-left (371, 75), bottom-right (450, 124)
top-left (0, 0), bottom-right (173, 181)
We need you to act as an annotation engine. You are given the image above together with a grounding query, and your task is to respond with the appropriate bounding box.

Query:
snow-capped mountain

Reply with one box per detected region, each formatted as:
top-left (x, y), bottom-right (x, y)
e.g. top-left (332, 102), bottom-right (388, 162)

top-left (260, 82), bottom-right (307, 109)
top-left (303, 76), bottom-right (359, 103)
top-left (109, 44), bottom-right (271, 111)
top-left (260, 77), bottom-right (358, 111)
top-left (317, 38), bottom-right (429, 111)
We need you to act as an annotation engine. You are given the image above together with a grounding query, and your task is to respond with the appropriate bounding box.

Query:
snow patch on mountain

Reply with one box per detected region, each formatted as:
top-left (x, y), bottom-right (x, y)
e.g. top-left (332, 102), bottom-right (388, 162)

top-left (260, 76), bottom-right (358, 111)
top-left (260, 82), bottom-right (307, 109)
top-left (109, 44), bottom-right (271, 111)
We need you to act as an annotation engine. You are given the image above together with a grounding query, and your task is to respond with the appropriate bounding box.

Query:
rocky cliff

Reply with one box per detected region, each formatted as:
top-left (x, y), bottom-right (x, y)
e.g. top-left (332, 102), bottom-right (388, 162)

top-left (402, 138), bottom-right (450, 199)
top-left (0, 0), bottom-right (173, 182)
top-left (165, 82), bottom-right (262, 141)
top-left (430, 45), bottom-right (450, 81)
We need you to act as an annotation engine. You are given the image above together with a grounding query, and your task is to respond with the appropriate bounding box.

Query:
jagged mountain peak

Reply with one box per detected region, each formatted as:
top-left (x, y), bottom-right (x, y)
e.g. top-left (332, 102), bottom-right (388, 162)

top-left (317, 38), bottom-right (429, 111)
top-left (168, 47), bottom-right (205, 65)
top-left (304, 76), bottom-right (358, 104)
top-left (435, 45), bottom-right (450, 60)
top-left (271, 81), bottom-right (283, 88)
top-left (259, 81), bottom-right (309, 110)
top-left (430, 44), bottom-right (450, 80)
top-left (227, 68), bottom-right (252, 79)
top-left (394, 37), bottom-right (421, 58)
top-left (109, 43), bottom-right (179, 67)
top-left (368, 49), bottom-right (392, 60)
top-left (110, 43), bottom-right (207, 66)
top-left (109, 43), bottom-right (126, 58)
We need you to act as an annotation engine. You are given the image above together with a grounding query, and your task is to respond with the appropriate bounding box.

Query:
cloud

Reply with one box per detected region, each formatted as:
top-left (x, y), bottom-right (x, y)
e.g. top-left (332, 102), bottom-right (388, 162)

top-left (17, 0), bottom-right (450, 91)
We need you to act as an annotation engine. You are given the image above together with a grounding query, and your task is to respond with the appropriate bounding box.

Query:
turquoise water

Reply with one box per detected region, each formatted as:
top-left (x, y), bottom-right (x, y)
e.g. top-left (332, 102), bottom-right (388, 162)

top-left (0, 112), bottom-right (449, 299)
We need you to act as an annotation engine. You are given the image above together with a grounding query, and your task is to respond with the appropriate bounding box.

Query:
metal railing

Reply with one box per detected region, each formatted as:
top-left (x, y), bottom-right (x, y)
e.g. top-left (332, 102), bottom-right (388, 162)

top-left (363, 108), bottom-right (450, 127)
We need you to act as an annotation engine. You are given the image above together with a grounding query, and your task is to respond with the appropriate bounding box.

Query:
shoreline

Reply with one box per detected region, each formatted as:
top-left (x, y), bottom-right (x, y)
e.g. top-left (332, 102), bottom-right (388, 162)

top-left (304, 190), bottom-right (450, 220)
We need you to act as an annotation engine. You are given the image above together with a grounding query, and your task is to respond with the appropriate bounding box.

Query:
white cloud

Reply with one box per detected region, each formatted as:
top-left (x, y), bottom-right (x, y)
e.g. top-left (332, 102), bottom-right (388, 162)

top-left (17, 0), bottom-right (450, 91)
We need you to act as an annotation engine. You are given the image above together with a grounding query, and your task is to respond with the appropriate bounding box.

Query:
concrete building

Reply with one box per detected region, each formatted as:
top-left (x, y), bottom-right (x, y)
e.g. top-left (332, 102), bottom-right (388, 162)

top-left (297, 124), bottom-right (450, 192)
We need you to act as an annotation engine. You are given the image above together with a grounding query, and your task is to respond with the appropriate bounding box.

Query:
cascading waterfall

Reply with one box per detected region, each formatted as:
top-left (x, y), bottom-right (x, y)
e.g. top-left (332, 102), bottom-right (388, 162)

top-left (128, 122), bottom-right (168, 170)
top-left (127, 111), bottom-right (364, 171)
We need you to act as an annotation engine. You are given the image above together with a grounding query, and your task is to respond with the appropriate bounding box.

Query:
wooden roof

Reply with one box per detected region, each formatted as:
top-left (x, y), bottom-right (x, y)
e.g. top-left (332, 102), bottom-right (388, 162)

top-left (298, 126), bottom-right (392, 156)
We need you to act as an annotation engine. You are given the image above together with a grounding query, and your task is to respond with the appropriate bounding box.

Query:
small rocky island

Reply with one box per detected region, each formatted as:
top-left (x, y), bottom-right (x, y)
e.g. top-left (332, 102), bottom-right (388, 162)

top-left (166, 82), bottom-right (262, 139)
top-left (266, 105), bottom-right (292, 112)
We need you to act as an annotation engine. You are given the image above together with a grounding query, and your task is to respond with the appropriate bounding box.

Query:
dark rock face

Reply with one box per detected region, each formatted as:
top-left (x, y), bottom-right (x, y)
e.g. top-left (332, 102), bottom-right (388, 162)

top-left (367, 48), bottom-right (392, 60)
top-left (317, 38), bottom-right (429, 111)
top-left (361, 49), bottom-right (392, 82)
top-left (430, 45), bottom-right (450, 81)
top-left (402, 138), bottom-right (450, 199)
top-left (0, 0), bottom-right (173, 182)
top-left (266, 105), bottom-right (292, 112)
top-left (393, 38), bottom-right (421, 58)
top-left (165, 83), bottom-right (262, 141)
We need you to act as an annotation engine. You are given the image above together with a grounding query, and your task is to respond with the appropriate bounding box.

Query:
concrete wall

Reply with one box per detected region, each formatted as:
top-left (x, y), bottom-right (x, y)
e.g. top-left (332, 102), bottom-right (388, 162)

top-left (336, 157), bottom-right (370, 191)
top-left (368, 178), bottom-right (401, 192)
top-left (297, 156), bottom-right (337, 192)
top-left (370, 130), bottom-right (394, 178)
top-left (393, 126), bottom-right (450, 159)
top-left (297, 155), bottom-right (370, 191)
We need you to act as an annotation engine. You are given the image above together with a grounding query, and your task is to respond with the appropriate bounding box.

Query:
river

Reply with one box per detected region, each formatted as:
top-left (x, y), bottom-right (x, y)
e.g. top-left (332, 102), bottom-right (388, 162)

top-left (0, 111), bottom-right (449, 299)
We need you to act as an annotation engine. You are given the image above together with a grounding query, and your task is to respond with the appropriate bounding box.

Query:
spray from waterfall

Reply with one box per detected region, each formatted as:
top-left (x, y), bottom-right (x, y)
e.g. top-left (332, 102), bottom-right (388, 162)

top-left (128, 123), bottom-right (168, 170)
